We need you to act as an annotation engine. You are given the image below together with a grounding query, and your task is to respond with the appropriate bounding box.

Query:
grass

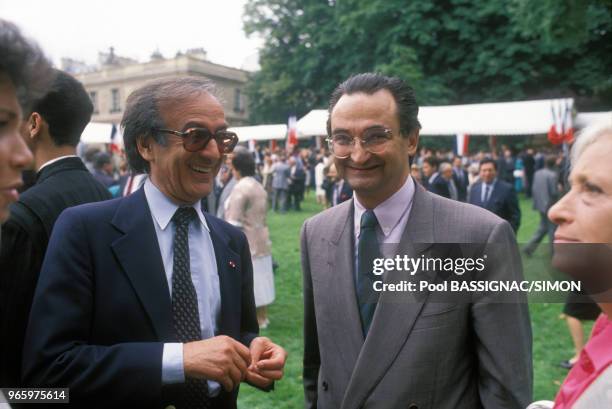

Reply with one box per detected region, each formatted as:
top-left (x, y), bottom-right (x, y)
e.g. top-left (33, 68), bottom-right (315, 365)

top-left (237, 190), bottom-right (587, 407)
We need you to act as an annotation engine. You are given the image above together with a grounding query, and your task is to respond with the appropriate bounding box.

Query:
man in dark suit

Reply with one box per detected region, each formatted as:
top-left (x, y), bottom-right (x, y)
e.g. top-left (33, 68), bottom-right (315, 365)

top-left (469, 158), bottom-right (521, 233)
top-left (422, 156), bottom-right (451, 198)
top-left (0, 70), bottom-right (112, 387)
top-left (22, 77), bottom-right (286, 408)
top-left (452, 156), bottom-right (469, 201)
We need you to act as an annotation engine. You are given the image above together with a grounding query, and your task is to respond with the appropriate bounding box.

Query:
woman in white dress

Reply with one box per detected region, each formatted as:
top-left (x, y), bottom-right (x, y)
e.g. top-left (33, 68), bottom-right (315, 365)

top-left (225, 147), bottom-right (275, 328)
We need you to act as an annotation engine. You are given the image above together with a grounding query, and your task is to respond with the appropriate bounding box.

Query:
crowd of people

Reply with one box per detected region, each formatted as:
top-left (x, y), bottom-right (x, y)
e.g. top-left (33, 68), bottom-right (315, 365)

top-left (1, 16), bottom-right (611, 409)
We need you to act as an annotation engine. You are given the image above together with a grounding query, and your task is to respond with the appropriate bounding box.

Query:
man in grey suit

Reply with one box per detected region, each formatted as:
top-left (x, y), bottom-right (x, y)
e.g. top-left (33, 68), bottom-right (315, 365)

top-left (301, 73), bottom-right (532, 409)
top-left (523, 156), bottom-right (559, 256)
top-left (271, 155), bottom-right (290, 212)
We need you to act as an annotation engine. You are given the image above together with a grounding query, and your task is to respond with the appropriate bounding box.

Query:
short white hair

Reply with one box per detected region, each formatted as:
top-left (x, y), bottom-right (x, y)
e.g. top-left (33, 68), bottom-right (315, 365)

top-left (571, 123), bottom-right (612, 167)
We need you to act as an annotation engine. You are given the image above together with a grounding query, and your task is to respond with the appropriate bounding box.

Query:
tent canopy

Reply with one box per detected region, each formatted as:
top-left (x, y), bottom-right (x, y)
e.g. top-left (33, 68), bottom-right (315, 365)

top-left (297, 98), bottom-right (577, 137)
top-left (575, 112), bottom-right (612, 128)
top-left (229, 124), bottom-right (287, 142)
top-left (80, 122), bottom-right (123, 145)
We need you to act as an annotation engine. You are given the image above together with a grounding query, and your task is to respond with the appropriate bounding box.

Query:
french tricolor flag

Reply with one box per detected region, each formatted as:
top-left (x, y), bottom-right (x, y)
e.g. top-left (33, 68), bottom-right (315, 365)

top-left (455, 133), bottom-right (470, 156)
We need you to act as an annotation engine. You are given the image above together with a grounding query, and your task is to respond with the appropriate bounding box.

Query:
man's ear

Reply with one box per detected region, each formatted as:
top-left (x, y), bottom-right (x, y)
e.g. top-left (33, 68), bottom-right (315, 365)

top-left (136, 136), bottom-right (154, 162)
top-left (404, 128), bottom-right (420, 157)
top-left (27, 112), bottom-right (45, 140)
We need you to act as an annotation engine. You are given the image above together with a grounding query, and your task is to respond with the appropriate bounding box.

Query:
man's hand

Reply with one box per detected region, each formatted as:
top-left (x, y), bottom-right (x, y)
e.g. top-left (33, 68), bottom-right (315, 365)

top-left (183, 335), bottom-right (251, 391)
top-left (246, 336), bottom-right (288, 388)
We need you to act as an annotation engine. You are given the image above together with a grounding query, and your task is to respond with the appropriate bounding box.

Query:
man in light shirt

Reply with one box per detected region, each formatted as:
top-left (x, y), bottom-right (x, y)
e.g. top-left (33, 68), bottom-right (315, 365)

top-left (23, 77), bottom-right (286, 408)
top-left (301, 73), bottom-right (532, 409)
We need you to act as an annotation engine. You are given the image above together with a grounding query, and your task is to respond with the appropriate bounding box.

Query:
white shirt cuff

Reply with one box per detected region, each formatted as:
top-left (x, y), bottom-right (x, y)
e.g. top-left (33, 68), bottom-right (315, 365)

top-left (162, 343), bottom-right (185, 384)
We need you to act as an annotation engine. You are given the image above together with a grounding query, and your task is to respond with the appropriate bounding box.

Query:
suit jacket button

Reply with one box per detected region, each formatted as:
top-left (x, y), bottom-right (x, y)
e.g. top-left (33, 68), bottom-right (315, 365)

top-left (408, 404), bottom-right (418, 409)
top-left (322, 381), bottom-right (329, 391)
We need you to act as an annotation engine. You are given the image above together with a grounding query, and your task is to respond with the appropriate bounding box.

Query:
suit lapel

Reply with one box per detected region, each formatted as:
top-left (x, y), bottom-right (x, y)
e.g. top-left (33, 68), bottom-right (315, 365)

top-left (205, 215), bottom-right (241, 338)
top-left (342, 186), bottom-right (435, 409)
top-left (322, 200), bottom-right (364, 380)
top-left (110, 189), bottom-right (174, 341)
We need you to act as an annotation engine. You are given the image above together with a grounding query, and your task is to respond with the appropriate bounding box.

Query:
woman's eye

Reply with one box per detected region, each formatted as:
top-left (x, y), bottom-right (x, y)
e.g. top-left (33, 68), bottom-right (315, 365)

top-left (584, 182), bottom-right (603, 194)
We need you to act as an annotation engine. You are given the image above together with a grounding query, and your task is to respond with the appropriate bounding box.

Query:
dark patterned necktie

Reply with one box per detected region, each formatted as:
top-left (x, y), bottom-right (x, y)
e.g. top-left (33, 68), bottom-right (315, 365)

top-left (357, 210), bottom-right (381, 337)
top-left (171, 207), bottom-right (211, 409)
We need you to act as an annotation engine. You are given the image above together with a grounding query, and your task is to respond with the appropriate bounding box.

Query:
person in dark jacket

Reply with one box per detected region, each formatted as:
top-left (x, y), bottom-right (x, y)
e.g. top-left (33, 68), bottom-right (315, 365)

top-left (469, 158), bottom-right (521, 233)
top-left (0, 69), bottom-right (112, 387)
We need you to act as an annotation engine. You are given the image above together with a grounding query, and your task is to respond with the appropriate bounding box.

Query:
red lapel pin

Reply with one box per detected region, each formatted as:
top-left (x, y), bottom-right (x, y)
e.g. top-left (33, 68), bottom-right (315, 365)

top-left (229, 261), bottom-right (236, 268)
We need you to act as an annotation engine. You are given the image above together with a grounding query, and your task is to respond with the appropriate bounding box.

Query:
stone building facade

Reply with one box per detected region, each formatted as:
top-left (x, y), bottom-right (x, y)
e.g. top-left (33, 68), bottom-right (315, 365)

top-left (70, 49), bottom-right (250, 126)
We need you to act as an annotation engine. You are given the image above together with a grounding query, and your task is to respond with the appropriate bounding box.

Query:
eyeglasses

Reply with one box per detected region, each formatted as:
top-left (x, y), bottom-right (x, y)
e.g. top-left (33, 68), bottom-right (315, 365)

top-left (156, 127), bottom-right (239, 153)
top-left (326, 127), bottom-right (393, 158)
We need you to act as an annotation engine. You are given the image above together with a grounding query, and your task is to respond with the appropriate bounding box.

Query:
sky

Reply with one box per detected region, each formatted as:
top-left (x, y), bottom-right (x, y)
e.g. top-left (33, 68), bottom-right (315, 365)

top-left (0, 0), bottom-right (263, 70)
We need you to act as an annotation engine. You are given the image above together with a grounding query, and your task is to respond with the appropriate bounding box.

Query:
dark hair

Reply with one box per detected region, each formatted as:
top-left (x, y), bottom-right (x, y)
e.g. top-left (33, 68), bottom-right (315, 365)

top-left (29, 69), bottom-right (93, 147)
top-left (121, 76), bottom-right (216, 173)
top-left (423, 156), bottom-right (439, 169)
top-left (327, 73), bottom-right (421, 137)
top-left (232, 146), bottom-right (256, 177)
top-left (479, 158), bottom-right (497, 170)
top-left (0, 19), bottom-right (53, 113)
top-left (94, 152), bottom-right (111, 169)
top-left (545, 155), bottom-right (557, 169)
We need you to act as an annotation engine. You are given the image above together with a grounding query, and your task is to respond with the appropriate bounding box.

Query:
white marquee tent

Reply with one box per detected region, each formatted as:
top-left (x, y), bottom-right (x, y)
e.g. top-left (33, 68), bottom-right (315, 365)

top-left (79, 102), bottom-right (610, 145)
top-left (80, 122), bottom-right (122, 145)
top-left (295, 98), bottom-right (586, 137)
top-left (229, 124), bottom-right (287, 142)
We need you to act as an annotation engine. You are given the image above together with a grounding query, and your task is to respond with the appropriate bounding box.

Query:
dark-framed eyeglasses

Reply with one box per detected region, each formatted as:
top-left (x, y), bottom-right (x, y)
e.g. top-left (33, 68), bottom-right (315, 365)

top-left (156, 127), bottom-right (239, 153)
top-left (326, 127), bottom-right (394, 159)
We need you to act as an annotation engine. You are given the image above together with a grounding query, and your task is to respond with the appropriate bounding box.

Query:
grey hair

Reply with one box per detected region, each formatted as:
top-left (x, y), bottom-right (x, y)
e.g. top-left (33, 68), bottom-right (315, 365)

top-left (439, 162), bottom-right (452, 172)
top-left (571, 123), bottom-right (612, 169)
top-left (121, 76), bottom-right (217, 173)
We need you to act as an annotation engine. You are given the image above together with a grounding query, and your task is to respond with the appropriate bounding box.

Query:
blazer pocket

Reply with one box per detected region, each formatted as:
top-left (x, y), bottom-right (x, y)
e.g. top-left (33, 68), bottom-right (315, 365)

top-left (412, 303), bottom-right (460, 331)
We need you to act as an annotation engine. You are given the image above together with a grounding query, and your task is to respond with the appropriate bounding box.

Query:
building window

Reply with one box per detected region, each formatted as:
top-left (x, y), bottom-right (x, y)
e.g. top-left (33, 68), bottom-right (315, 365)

top-left (89, 91), bottom-right (98, 114)
top-left (110, 88), bottom-right (121, 113)
top-left (234, 88), bottom-right (243, 113)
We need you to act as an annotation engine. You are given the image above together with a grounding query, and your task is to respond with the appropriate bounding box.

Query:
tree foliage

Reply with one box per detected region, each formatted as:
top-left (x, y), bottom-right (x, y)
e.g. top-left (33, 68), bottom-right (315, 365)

top-left (244, 0), bottom-right (612, 124)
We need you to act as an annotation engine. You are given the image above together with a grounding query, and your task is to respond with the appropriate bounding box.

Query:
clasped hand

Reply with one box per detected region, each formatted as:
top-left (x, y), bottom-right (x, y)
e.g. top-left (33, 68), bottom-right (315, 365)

top-left (183, 336), bottom-right (287, 391)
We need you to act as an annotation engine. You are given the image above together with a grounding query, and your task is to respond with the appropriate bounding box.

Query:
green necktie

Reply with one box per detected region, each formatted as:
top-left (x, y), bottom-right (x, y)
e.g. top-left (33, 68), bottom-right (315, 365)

top-left (357, 210), bottom-right (381, 336)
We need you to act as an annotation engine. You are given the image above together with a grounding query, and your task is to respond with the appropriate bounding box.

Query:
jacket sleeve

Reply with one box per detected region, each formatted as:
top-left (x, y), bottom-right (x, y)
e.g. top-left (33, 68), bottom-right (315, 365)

top-left (472, 220), bottom-right (533, 408)
top-left (506, 187), bottom-right (521, 232)
top-left (21, 208), bottom-right (165, 407)
top-left (301, 219), bottom-right (320, 409)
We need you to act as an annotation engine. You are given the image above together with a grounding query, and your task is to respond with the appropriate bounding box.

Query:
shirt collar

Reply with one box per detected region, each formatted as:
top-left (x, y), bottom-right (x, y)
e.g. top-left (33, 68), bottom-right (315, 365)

top-left (38, 155), bottom-right (78, 172)
top-left (428, 172), bottom-right (439, 184)
top-left (144, 178), bottom-right (209, 231)
top-left (354, 175), bottom-right (415, 238)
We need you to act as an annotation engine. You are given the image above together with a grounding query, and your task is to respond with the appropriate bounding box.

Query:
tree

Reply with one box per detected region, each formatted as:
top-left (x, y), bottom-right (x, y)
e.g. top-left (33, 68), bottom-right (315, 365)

top-left (243, 0), bottom-right (612, 123)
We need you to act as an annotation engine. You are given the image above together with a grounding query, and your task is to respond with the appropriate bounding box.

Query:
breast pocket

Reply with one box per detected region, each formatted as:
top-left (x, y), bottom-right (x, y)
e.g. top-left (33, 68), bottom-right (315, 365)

top-left (412, 303), bottom-right (461, 331)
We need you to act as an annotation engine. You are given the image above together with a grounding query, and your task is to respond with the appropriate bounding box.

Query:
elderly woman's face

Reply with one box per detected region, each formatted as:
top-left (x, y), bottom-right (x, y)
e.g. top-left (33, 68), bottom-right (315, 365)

top-left (0, 78), bottom-right (32, 223)
top-left (549, 136), bottom-right (612, 296)
top-left (549, 137), bottom-right (612, 244)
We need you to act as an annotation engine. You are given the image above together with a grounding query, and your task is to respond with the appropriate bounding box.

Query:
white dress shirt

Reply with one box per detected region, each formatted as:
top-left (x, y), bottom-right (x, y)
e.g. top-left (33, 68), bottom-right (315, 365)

top-left (144, 179), bottom-right (221, 395)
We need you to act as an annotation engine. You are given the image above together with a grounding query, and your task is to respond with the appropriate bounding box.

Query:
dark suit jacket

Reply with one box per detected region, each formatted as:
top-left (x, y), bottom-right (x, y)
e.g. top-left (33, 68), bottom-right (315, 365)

top-left (333, 180), bottom-right (353, 206)
top-left (426, 173), bottom-right (451, 199)
top-left (0, 157), bottom-right (111, 387)
top-left (469, 179), bottom-right (521, 233)
top-left (21, 188), bottom-right (259, 408)
top-left (452, 168), bottom-right (469, 202)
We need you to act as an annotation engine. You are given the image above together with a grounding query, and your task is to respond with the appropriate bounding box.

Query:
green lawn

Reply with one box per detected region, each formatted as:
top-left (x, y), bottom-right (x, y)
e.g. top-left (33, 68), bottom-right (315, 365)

top-left (237, 191), bottom-right (583, 408)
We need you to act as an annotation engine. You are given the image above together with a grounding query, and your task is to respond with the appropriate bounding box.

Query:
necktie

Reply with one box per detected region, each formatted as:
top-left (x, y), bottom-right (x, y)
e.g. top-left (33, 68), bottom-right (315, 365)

top-left (171, 207), bottom-right (210, 409)
top-left (484, 184), bottom-right (492, 203)
top-left (357, 210), bottom-right (381, 336)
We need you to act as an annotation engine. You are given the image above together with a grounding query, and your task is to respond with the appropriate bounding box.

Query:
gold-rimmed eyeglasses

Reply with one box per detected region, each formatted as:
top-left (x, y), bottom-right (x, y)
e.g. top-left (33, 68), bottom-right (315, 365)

top-left (326, 127), bottom-right (393, 159)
